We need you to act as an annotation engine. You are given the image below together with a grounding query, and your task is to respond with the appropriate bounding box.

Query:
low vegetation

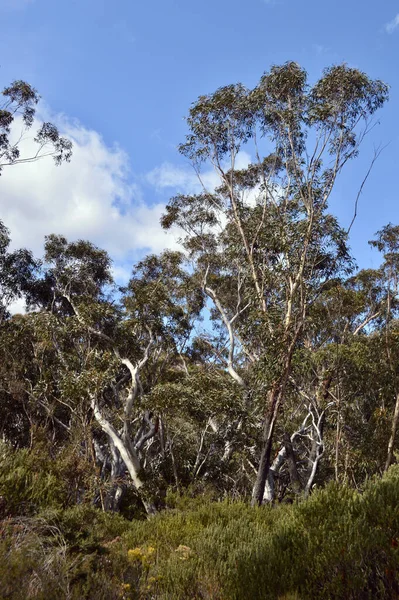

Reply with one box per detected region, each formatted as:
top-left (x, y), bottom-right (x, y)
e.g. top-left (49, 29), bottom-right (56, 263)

top-left (1, 463), bottom-right (399, 599)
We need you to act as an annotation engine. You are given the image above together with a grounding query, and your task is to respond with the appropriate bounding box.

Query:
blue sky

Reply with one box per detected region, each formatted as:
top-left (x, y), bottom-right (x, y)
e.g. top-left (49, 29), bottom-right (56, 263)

top-left (1, 0), bottom-right (399, 279)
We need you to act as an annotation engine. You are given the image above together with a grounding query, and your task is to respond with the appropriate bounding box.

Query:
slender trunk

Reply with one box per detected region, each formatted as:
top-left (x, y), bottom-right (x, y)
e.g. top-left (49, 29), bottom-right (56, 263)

top-left (384, 281), bottom-right (398, 473)
top-left (283, 432), bottom-right (302, 494)
top-left (169, 441), bottom-right (180, 490)
top-left (222, 418), bottom-right (243, 463)
top-left (343, 449), bottom-right (349, 484)
top-left (304, 414), bottom-right (325, 496)
top-left (263, 471), bottom-right (275, 503)
top-left (252, 347), bottom-right (297, 506)
top-left (91, 397), bottom-right (156, 516)
top-left (334, 373), bottom-right (341, 482)
top-left (90, 437), bottom-right (106, 511)
top-left (385, 392), bottom-right (399, 472)
top-left (105, 438), bottom-right (126, 512)
top-left (261, 413), bottom-right (311, 503)
top-left (334, 416), bottom-right (340, 482)
top-left (308, 436), bottom-right (318, 472)
top-left (162, 419), bottom-right (180, 490)
top-left (251, 388), bottom-right (280, 506)
top-left (251, 432), bottom-right (273, 506)
top-left (304, 450), bottom-right (322, 496)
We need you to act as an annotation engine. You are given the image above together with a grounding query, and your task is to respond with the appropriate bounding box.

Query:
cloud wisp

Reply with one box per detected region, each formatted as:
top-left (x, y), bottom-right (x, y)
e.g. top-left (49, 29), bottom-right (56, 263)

top-left (385, 14), bottom-right (399, 34)
top-left (146, 151), bottom-right (252, 195)
top-left (146, 151), bottom-right (267, 214)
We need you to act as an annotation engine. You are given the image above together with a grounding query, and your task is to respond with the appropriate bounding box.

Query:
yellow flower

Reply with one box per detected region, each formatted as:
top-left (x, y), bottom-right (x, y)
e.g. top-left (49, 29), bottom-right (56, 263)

top-left (128, 547), bottom-right (143, 561)
top-left (128, 545), bottom-right (157, 566)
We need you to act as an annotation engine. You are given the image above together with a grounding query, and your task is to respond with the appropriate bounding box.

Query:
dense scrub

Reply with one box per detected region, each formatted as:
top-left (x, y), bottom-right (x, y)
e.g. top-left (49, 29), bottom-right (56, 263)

top-left (1, 462), bottom-right (399, 599)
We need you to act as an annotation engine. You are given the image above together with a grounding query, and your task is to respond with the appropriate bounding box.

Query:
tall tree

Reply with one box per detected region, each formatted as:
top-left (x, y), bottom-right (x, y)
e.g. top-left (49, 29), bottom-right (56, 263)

top-left (162, 62), bottom-right (388, 504)
top-left (369, 224), bottom-right (399, 471)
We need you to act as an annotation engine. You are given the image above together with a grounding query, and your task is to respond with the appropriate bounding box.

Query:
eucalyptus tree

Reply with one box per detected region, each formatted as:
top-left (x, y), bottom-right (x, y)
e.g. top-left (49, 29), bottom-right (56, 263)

top-left (37, 236), bottom-right (202, 514)
top-left (162, 62), bottom-right (388, 504)
top-left (0, 220), bottom-right (41, 323)
top-left (368, 224), bottom-right (399, 471)
top-left (0, 227), bottom-right (46, 451)
top-left (0, 80), bottom-right (72, 173)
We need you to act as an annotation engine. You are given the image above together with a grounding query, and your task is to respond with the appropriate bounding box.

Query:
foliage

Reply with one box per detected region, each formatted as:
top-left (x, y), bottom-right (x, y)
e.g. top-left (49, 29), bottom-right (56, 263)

top-left (1, 468), bottom-right (399, 598)
top-left (0, 79), bottom-right (72, 173)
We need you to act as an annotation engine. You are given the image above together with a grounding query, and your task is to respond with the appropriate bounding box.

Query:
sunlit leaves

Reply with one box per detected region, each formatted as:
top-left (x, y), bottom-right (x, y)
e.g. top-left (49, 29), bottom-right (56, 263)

top-left (0, 80), bottom-right (72, 172)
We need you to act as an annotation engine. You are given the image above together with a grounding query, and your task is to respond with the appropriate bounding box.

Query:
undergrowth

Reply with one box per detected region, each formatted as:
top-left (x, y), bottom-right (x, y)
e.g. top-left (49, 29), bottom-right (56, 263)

top-left (1, 466), bottom-right (399, 599)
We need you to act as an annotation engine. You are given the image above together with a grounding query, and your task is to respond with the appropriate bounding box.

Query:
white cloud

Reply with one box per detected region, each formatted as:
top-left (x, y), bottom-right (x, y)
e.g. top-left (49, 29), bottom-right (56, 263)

top-left (111, 264), bottom-right (133, 284)
top-left (146, 151), bottom-right (261, 238)
top-left (147, 162), bottom-right (219, 195)
top-left (385, 14), bottom-right (399, 33)
top-left (8, 297), bottom-right (27, 316)
top-left (146, 151), bottom-right (252, 196)
top-left (2, 109), bottom-right (268, 307)
top-left (146, 152), bottom-right (286, 214)
top-left (1, 113), bottom-right (179, 270)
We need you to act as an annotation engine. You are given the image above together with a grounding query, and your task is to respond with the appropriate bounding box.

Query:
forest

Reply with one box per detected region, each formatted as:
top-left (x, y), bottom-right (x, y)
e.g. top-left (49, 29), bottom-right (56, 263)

top-left (1, 63), bottom-right (399, 599)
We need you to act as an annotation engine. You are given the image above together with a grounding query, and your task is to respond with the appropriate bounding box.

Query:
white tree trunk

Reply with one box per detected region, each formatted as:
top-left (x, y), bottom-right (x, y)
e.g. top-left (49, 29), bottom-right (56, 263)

top-left (91, 397), bottom-right (156, 515)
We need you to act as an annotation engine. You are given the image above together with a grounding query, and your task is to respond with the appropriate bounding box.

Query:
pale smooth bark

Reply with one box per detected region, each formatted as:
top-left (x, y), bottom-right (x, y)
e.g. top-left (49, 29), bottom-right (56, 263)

top-left (385, 392), bottom-right (399, 472)
top-left (262, 412), bottom-right (311, 503)
top-left (62, 292), bottom-right (157, 515)
top-left (203, 270), bottom-right (248, 390)
top-left (303, 402), bottom-right (334, 496)
top-left (91, 395), bottom-right (156, 515)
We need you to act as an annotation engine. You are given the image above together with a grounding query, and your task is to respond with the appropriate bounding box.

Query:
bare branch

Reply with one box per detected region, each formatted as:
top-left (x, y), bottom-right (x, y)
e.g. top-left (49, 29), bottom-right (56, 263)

top-left (347, 145), bottom-right (387, 234)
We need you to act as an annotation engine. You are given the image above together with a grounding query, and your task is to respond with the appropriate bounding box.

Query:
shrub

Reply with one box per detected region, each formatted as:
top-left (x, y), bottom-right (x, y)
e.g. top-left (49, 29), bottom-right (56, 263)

top-left (1, 467), bottom-right (399, 598)
top-left (0, 441), bottom-right (68, 516)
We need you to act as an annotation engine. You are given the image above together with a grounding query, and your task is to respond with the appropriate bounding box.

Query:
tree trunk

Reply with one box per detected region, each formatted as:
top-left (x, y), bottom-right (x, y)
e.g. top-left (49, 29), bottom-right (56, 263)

top-left (91, 397), bottom-right (156, 516)
top-left (262, 471), bottom-right (275, 503)
top-left (251, 388), bottom-right (280, 506)
top-left (385, 392), bottom-right (399, 472)
top-left (283, 432), bottom-right (302, 494)
top-left (304, 413), bottom-right (325, 496)
top-left (105, 438), bottom-right (126, 512)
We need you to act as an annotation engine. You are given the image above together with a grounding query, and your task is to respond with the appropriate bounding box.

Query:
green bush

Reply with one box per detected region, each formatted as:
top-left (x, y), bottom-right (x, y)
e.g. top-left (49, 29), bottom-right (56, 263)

top-left (1, 467), bottom-right (399, 599)
top-left (0, 441), bottom-right (68, 516)
top-left (0, 509), bottom-right (135, 600)
top-left (114, 469), bottom-right (399, 599)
